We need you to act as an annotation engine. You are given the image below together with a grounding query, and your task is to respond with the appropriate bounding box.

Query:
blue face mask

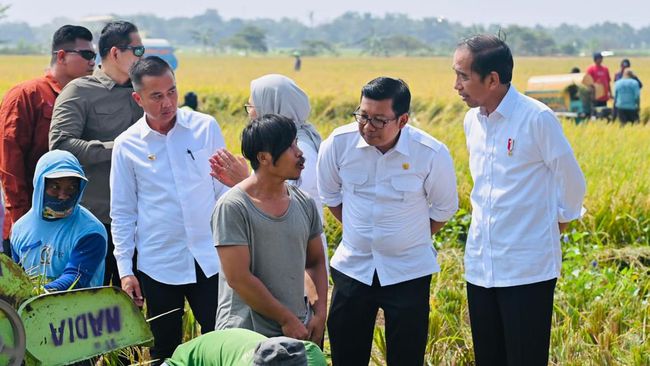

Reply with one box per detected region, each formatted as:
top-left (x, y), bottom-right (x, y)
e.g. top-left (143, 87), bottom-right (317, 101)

top-left (42, 192), bottom-right (78, 220)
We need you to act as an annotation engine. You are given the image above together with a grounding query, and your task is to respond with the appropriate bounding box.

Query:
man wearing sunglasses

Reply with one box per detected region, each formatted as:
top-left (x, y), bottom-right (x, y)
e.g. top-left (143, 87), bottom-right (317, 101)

top-left (0, 25), bottom-right (95, 257)
top-left (49, 20), bottom-right (145, 287)
top-left (317, 77), bottom-right (459, 365)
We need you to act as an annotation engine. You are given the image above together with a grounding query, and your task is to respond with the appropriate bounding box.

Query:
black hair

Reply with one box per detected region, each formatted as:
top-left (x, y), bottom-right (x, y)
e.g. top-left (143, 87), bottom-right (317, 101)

top-left (360, 77), bottom-right (411, 116)
top-left (50, 25), bottom-right (93, 64)
top-left (570, 67), bottom-right (581, 73)
top-left (129, 56), bottom-right (174, 91)
top-left (183, 92), bottom-right (198, 110)
top-left (458, 34), bottom-right (513, 85)
top-left (241, 114), bottom-right (297, 171)
top-left (98, 20), bottom-right (138, 59)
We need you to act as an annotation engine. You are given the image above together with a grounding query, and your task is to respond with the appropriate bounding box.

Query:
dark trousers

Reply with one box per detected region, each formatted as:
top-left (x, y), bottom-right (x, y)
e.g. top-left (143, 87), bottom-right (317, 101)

top-left (103, 223), bottom-right (120, 286)
top-left (328, 268), bottom-right (431, 366)
top-left (617, 108), bottom-right (639, 124)
top-left (2, 238), bottom-right (10, 257)
top-left (467, 278), bottom-right (557, 366)
top-left (139, 262), bottom-right (219, 365)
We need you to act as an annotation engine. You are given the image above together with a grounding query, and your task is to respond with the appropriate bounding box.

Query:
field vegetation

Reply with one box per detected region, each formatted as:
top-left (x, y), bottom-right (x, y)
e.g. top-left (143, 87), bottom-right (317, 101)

top-left (1, 55), bottom-right (649, 365)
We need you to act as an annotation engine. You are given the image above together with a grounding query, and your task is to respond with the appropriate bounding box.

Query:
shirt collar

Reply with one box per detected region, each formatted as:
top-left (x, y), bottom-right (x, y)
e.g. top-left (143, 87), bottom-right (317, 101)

top-left (480, 85), bottom-right (518, 120)
top-left (43, 72), bottom-right (63, 94)
top-left (354, 126), bottom-right (410, 156)
top-left (139, 108), bottom-right (185, 139)
top-left (93, 67), bottom-right (133, 90)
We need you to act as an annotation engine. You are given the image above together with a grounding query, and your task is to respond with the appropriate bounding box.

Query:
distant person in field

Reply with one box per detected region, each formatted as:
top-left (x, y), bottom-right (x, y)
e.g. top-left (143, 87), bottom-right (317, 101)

top-left (614, 59), bottom-right (643, 88)
top-left (453, 34), bottom-right (586, 365)
top-left (0, 25), bottom-right (95, 257)
top-left (586, 52), bottom-right (612, 108)
top-left (110, 56), bottom-right (236, 364)
top-left (317, 77), bottom-right (459, 366)
top-left (614, 69), bottom-right (641, 124)
top-left (11, 150), bottom-right (107, 291)
top-left (294, 54), bottom-right (302, 71)
top-left (180, 91), bottom-right (198, 111)
top-left (212, 114), bottom-right (328, 346)
top-left (49, 21), bottom-right (145, 287)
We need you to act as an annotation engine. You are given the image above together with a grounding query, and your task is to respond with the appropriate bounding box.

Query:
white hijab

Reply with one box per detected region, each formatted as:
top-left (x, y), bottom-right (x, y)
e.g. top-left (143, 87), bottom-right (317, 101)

top-left (250, 74), bottom-right (322, 152)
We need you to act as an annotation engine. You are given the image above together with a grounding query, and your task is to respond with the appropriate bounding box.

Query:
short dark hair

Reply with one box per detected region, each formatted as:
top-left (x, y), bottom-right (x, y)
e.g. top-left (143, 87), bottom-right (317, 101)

top-left (360, 77), bottom-right (411, 117)
top-left (129, 56), bottom-right (174, 91)
top-left (50, 25), bottom-right (93, 64)
top-left (99, 21), bottom-right (138, 59)
top-left (241, 114), bottom-right (297, 171)
top-left (458, 34), bottom-right (513, 85)
top-left (183, 92), bottom-right (198, 110)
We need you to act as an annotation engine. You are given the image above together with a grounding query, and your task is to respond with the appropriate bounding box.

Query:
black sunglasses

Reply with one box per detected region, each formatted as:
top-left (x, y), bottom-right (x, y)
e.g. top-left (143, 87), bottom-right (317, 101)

top-left (119, 45), bottom-right (146, 57)
top-left (55, 49), bottom-right (97, 61)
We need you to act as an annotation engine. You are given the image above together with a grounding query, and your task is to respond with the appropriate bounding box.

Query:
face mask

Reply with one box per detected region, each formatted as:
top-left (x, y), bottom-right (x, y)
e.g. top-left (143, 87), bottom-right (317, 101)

top-left (42, 192), bottom-right (78, 220)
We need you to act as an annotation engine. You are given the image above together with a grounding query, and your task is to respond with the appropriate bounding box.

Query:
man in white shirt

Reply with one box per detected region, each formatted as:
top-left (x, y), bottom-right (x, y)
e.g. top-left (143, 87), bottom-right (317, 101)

top-left (317, 77), bottom-right (458, 365)
top-left (110, 56), bottom-right (228, 364)
top-left (453, 35), bottom-right (586, 365)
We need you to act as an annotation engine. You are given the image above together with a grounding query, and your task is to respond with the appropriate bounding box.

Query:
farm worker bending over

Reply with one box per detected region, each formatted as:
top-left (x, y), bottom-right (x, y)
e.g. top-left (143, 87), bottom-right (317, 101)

top-left (11, 150), bottom-right (107, 291)
top-left (212, 114), bottom-right (328, 345)
top-left (163, 328), bottom-right (327, 366)
top-left (317, 77), bottom-right (459, 366)
top-left (110, 56), bottom-right (239, 364)
top-left (49, 21), bottom-right (144, 287)
top-left (0, 25), bottom-right (95, 257)
top-left (453, 34), bottom-right (586, 365)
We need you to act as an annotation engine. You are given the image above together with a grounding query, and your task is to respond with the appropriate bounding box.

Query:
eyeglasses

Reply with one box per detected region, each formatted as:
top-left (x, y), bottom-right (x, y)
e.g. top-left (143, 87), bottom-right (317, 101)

top-left (54, 49), bottom-right (97, 61)
top-left (352, 108), bottom-right (398, 129)
top-left (244, 104), bottom-right (255, 114)
top-left (119, 45), bottom-right (146, 57)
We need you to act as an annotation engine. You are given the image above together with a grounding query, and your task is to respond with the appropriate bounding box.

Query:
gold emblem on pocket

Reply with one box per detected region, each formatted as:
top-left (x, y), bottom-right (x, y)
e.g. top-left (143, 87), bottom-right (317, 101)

top-left (402, 163), bottom-right (410, 170)
top-left (147, 154), bottom-right (156, 161)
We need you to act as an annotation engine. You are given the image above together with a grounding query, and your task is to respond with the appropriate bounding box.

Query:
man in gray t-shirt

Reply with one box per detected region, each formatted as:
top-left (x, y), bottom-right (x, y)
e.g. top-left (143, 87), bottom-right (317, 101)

top-left (212, 114), bottom-right (328, 345)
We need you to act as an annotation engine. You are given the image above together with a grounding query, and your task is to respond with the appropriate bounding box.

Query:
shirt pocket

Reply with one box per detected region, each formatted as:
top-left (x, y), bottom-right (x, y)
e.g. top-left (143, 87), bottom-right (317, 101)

top-left (188, 148), bottom-right (212, 179)
top-left (339, 170), bottom-right (368, 195)
top-left (91, 104), bottom-right (125, 137)
top-left (389, 174), bottom-right (422, 202)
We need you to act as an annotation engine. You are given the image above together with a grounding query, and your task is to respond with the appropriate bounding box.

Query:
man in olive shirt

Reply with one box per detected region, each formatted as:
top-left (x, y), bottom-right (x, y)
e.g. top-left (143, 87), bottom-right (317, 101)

top-left (49, 20), bottom-right (144, 286)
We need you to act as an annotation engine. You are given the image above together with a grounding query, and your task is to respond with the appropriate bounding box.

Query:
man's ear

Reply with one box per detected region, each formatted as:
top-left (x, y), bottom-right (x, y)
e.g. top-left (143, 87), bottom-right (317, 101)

top-left (398, 113), bottom-right (409, 128)
top-left (132, 91), bottom-right (143, 107)
top-left (55, 50), bottom-right (67, 65)
top-left (488, 71), bottom-right (501, 89)
top-left (257, 151), bottom-right (271, 167)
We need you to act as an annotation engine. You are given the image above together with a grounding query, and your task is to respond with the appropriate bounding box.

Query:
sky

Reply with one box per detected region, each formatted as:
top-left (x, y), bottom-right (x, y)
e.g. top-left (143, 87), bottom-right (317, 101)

top-left (3, 0), bottom-right (650, 28)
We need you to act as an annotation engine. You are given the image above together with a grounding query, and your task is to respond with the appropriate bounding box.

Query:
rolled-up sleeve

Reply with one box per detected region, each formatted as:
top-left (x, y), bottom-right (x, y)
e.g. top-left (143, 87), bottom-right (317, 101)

top-left (316, 136), bottom-right (342, 207)
top-left (109, 138), bottom-right (138, 278)
top-left (49, 84), bottom-right (112, 166)
top-left (536, 111), bottom-right (586, 222)
top-left (424, 145), bottom-right (459, 222)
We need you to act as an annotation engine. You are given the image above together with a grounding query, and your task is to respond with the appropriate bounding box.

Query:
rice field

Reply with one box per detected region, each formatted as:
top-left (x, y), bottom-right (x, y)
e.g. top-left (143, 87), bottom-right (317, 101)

top-left (1, 54), bottom-right (649, 365)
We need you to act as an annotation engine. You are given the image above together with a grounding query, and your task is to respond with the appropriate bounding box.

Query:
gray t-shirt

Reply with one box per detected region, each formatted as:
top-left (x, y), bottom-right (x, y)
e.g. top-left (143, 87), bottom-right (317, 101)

top-left (212, 184), bottom-right (322, 337)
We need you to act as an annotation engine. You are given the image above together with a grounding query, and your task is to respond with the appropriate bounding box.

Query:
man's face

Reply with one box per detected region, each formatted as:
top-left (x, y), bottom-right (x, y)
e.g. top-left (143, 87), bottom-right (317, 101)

top-left (265, 139), bottom-right (305, 180)
top-left (133, 70), bottom-right (178, 125)
top-left (61, 39), bottom-right (96, 78)
top-left (116, 32), bottom-right (144, 75)
top-left (453, 47), bottom-right (492, 108)
top-left (45, 177), bottom-right (80, 201)
top-left (594, 57), bottom-right (603, 66)
top-left (357, 97), bottom-right (406, 153)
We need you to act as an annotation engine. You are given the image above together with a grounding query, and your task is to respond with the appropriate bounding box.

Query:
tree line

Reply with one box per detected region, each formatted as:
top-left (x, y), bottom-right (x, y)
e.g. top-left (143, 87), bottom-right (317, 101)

top-left (1, 8), bottom-right (650, 56)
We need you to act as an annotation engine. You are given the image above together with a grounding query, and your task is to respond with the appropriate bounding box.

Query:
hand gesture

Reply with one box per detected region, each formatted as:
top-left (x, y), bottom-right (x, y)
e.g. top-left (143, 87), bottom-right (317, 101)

top-left (209, 148), bottom-right (250, 187)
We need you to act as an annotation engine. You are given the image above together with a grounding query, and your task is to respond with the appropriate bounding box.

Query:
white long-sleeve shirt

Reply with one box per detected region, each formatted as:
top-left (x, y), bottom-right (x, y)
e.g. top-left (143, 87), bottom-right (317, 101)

top-left (464, 86), bottom-right (586, 288)
top-left (110, 108), bottom-right (227, 285)
top-left (317, 123), bottom-right (458, 286)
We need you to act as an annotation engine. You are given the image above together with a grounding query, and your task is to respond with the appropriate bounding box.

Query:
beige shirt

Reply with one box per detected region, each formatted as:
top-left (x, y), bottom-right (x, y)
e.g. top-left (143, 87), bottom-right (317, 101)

top-left (49, 67), bottom-right (143, 223)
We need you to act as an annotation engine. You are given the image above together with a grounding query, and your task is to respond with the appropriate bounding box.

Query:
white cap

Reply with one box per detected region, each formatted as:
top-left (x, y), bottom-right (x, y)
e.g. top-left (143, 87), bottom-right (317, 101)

top-left (44, 170), bottom-right (87, 181)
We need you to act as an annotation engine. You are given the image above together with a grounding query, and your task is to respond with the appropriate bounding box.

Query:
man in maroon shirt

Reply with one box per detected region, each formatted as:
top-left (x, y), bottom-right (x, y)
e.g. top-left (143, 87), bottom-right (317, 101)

top-left (0, 25), bottom-right (95, 255)
top-left (586, 52), bottom-right (612, 108)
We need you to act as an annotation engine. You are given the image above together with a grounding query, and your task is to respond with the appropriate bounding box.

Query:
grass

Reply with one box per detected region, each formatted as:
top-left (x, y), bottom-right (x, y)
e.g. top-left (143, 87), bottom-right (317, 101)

top-left (1, 54), bottom-right (649, 365)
